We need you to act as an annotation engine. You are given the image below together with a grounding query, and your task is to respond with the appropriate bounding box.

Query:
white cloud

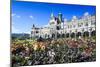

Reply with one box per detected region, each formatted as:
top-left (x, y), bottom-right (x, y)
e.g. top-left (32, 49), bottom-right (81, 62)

top-left (64, 19), bottom-right (67, 22)
top-left (44, 24), bottom-right (49, 27)
top-left (12, 22), bottom-right (20, 33)
top-left (12, 26), bottom-right (20, 33)
top-left (12, 22), bottom-right (30, 34)
top-left (11, 13), bottom-right (16, 17)
top-left (12, 26), bottom-right (30, 34)
top-left (29, 15), bottom-right (34, 19)
top-left (25, 31), bottom-right (30, 34)
top-left (16, 15), bottom-right (21, 18)
top-left (11, 13), bottom-right (21, 18)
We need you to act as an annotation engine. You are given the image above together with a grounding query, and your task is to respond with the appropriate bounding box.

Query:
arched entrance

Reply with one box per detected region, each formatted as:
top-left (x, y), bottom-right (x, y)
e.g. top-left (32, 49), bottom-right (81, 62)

top-left (52, 33), bottom-right (55, 38)
top-left (77, 32), bottom-right (81, 37)
top-left (66, 33), bottom-right (69, 38)
top-left (57, 33), bottom-right (60, 38)
top-left (91, 30), bottom-right (96, 36)
top-left (83, 31), bottom-right (89, 37)
top-left (62, 33), bottom-right (65, 38)
top-left (71, 33), bottom-right (75, 38)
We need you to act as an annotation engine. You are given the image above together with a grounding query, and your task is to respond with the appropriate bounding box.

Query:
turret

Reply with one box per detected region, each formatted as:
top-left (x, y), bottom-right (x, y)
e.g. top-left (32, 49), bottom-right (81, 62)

top-left (58, 13), bottom-right (62, 23)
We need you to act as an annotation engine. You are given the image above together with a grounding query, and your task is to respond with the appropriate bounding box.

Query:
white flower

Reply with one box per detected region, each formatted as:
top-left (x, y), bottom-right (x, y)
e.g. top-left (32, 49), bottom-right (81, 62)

top-left (25, 57), bottom-right (29, 60)
top-left (27, 60), bottom-right (32, 65)
top-left (48, 50), bottom-right (55, 58)
top-left (57, 44), bottom-right (60, 47)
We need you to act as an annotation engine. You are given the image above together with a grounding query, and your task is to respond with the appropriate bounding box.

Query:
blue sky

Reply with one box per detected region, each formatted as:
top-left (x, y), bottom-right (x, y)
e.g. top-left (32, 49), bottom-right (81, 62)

top-left (12, 0), bottom-right (96, 34)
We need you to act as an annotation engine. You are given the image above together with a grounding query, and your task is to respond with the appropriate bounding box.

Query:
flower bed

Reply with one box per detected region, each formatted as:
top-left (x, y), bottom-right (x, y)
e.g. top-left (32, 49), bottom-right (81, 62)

top-left (11, 38), bottom-right (96, 67)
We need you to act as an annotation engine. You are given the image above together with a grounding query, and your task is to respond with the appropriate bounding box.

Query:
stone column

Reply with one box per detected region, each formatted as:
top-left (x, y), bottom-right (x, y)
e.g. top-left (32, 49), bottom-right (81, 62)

top-left (69, 31), bottom-right (71, 39)
top-left (75, 32), bottom-right (76, 39)
top-left (89, 31), bottom-right (91, 38)
top-left (75, 29), bottom-right (77, 39)
top-left (55, 30), bottom-right (57, 39)
top-left (81, 32), bottom-right (83, 38)
top-left (89, 28), bottom-right (92, 38)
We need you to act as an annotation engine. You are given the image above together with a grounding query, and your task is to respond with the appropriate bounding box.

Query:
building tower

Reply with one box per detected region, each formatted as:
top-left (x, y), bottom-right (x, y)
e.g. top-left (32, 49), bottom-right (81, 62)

top-left (58, 13), bottom-right (62, 24)
top-left (56, 13), bottom-right (62, 30)
top-left (31, 24), bottom-right (36, 38)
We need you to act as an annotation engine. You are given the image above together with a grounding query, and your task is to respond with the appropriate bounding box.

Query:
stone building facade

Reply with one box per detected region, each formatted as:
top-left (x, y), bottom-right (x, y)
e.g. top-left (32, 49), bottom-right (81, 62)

top-left (31, 12), bottom-right (96, 39)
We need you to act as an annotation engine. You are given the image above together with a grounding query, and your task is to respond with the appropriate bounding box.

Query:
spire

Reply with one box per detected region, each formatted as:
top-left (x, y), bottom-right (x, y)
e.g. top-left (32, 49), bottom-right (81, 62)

top-left (32, 24), bottom-right (35, 28)
top-left (51, 12), bottom-right (54, 19)
top-left (49, 12), bottom-right (55, 25)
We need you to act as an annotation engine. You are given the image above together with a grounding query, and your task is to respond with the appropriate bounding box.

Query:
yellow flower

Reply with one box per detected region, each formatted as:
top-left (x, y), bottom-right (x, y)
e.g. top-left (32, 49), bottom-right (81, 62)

top-left (41, 45), bottom-right (45, 50)
top-left (33, 44), bottom-right (38, 51)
